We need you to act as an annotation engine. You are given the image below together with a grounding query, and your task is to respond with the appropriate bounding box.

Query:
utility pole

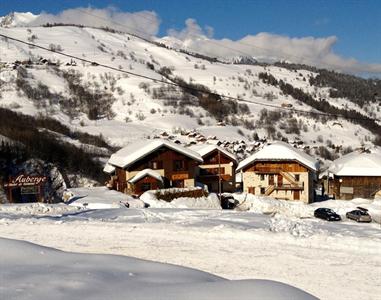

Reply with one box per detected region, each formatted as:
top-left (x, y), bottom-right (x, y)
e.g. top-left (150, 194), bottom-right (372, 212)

top-left (218, 149), bottom-right (222, 201)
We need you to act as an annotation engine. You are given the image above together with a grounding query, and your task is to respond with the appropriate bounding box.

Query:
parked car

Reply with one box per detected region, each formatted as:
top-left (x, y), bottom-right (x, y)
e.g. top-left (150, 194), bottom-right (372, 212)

top-left (314, 208), bottom-right (341, 221)
top-left (346, 208), bottom-right (372, 223)
top-left (220, 194), bottom-right (238, 209)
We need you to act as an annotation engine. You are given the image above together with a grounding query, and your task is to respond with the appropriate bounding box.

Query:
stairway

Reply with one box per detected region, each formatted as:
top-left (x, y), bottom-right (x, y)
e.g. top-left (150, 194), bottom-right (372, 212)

top-left (265, 185), bottom-right (275, 196)
top-left (280, 171), bottom-right (299, 187)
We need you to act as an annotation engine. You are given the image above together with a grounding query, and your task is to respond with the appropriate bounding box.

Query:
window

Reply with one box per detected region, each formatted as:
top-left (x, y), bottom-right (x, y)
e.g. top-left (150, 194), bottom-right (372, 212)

top-left (260, 187), bottom-right (265, 194)
top-left (295, 174), bottom-right (300, 182)
top-left (201, 167), bottom-right (225, 175)
top-left (172, 180), bottom-right (184, 188)
top-left (141, 183), bottom-right (151, 192)
top-left (260, 174), bottom-right (265, 181)
top-left (210, 156), bottom-right (217, 163)
top-left (173, 160), bottom-right (185, 171)
top-left (151, 161), bottom-right (163, 170)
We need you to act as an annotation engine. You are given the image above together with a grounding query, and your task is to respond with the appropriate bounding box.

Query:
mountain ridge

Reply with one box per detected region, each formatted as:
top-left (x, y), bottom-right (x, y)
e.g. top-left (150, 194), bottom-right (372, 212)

top-left (0, 22), bottom-right (380, 173)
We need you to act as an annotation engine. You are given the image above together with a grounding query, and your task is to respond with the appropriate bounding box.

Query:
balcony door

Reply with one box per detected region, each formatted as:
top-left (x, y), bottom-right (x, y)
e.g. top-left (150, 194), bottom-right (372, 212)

top-left (268, 174), bottom-right (274, 185)
top-left (277, 174), bottom-right (283, 187)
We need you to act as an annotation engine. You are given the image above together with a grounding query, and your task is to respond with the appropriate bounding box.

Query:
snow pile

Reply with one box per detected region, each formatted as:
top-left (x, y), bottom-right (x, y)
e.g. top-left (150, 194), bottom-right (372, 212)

top-left (141, 191), bottom-right (221, 209)
top-left (0, 202), bottom-right (81, 216)
top-left (140, 191), bottom-right (172, 208)
top-left (171, 193), bottom-right (221, 209)
top-left (268, 215), bottom-right (316, 237)
top-left (234, 193), bottom-right (314, 218)
top-left (0, 238), bottom-right (317, 300)
top-left (66, 187), bottom-right (135, 209)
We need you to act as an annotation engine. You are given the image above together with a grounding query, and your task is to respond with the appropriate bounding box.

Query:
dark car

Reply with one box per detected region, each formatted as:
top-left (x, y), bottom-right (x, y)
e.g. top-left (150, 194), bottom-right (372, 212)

top-left (314, 208), bottom-right (341, 221)
top-left (346, 208), bottom-right (372, 223)
top-left (220, 194), bottom-right (239, 209)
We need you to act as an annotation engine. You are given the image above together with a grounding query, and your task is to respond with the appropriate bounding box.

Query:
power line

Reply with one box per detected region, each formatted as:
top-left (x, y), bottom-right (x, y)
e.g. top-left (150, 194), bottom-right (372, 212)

top-left (0, 33), bottom-right (377, 123)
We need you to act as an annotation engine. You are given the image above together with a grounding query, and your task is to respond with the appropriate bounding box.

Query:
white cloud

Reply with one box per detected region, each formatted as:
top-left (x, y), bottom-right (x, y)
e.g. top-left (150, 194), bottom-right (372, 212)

top-left (166, 19), bottom-right (381, 75)
top-left (29, 7), bottom-right (160, 37)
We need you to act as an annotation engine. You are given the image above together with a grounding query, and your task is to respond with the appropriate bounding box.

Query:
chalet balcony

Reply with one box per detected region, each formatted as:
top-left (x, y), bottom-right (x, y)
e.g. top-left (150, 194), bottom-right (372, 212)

top-left (273, 183), bottom-right (304, 190)
top-left (255, 168), bottom-right (284, 174)
top-left (197, 174), bottom-right (233, 182)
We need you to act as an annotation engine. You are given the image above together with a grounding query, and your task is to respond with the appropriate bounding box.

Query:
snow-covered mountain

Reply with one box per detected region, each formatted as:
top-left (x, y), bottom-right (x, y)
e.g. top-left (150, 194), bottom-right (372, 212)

top-left (0, 17), bottom-right (380, 169)
top-left (0, 12), bottom-right (39, 28)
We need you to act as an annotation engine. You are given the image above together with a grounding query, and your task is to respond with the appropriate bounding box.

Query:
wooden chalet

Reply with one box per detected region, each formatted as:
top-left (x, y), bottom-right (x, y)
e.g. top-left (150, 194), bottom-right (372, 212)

top-left (327, 151), bottom-right (381, 200)
top-left (190, 144), bottom-right (237, 193)
top-left (237, 142), bottom-right (318, 203)
top-left (104, 140), bottom-right (203, 196)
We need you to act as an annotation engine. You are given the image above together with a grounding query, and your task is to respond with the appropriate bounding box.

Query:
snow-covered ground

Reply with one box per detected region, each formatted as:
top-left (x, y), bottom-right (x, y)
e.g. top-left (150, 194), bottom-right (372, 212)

top-left (0, 238), bottom-right (317, 300)
top-left (1, 188), bottom-right (381, 299)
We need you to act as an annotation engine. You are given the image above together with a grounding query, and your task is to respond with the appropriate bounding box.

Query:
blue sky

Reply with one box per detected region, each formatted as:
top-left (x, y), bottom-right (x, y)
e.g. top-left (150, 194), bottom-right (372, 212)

top-left (1, 0), bottom-right (380, 66)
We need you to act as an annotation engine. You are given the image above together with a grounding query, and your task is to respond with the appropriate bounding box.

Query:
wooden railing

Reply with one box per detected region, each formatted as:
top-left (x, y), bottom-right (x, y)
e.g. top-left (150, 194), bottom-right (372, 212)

top-left (279, 171), bottom-right (298, 186)
top-left (274, 183), bottom-right (303, 190)
top-left (197, 174), bottom-right (232, 181)
top-left (265, 185), bottom-right (275, 196)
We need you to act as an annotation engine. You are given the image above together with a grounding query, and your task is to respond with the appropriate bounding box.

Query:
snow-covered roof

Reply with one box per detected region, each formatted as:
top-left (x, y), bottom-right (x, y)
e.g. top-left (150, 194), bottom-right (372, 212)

top-left (329, 151), bottom-right (381, 176)
top-left (237, 141), bottom-right (318, 172)
top-left (103, 163), bottom-right (116, 174)
top-left (108, 139), bottom-right (203, 169)
top-left (189, 144), bottom-right (237, 163)
top-left (128, 169), bottom-right (163, 184)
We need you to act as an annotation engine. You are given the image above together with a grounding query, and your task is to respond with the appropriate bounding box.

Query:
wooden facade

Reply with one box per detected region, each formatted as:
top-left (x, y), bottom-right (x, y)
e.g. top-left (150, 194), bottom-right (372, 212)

top-left (111, 146), bottom-right (200, 195)
top-left (241, 160), bottom-right (315, 203)
top-left (246, 162), bottom-right (308, 173)
top-left (329, 176), bottom-right (381, 200)
top-left (132, 175), bottom-right (163, 195)
top-left (197, 150), bottom-right (236, 193)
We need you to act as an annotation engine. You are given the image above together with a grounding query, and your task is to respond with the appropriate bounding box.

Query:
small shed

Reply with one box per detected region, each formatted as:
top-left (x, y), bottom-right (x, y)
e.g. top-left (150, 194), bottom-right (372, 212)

top-left (128, 169), bottom-right (164, 195)
top-left (328, 150), bottom-right (381, 200)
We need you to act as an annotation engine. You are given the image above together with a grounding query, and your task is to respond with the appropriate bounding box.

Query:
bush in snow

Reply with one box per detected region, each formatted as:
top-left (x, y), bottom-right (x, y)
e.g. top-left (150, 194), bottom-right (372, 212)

top-left (151, 187), bottom-right (208, 202)
top-left (135, 112), bottom-right (146, 121)
top-left (49, 43), bottom-right (63, 52)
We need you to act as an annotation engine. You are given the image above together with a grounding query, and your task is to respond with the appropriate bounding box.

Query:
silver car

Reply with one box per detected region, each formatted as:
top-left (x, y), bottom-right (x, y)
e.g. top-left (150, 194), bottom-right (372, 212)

top-left (346, 209), bottom-right (372, 223)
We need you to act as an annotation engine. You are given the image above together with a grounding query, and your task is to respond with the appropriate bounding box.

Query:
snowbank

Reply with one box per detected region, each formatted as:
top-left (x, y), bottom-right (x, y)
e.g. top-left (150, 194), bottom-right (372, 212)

top-left (141, 191), bottom-right (221, 209)
top-left (65, 187), bottom-right (138, 209)
top-left (234, 193), bottom-right (314, 218)
top-left (234, 193), bottom-right (381, 223)
top-left (0, 237), bottom-right (318, 300)
top-left (171, 193), bottom-right (221, 209)
top-left (268, 215), bottom-right (315, 237)
top-left (0, 202), bottom-right (81, 217)
top-left (311, 198), bottom-right (381, 224)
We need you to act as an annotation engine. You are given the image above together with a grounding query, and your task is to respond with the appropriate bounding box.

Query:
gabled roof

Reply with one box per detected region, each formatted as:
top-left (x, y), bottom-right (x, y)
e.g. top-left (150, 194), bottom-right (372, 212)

top-left (107, 139), bottom-right (203, 169)
top-left (128, 169), bottom-right (163, 184)
top-left (189, 144), bottom-right (237, 163)
top-left (329, 150), bottom-right (381, 176)
top-left (237, 141), bottom-right (318, 172)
